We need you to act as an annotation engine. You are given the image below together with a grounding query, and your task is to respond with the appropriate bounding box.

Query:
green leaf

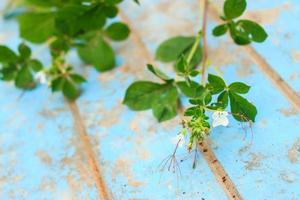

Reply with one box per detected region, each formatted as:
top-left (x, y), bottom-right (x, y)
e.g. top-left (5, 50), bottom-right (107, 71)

top-left (237, 20), bottom-right (268, 42)
top-left (106, 0), bottom-right (123, 5)
top-left (104, 5), bottom-right (118, 18)
top-left (176, 81), bottom-right (203, 98)
top-left (63, 79), bottom-right (79, 100)
top-left (174, 55), bottom-right (189, 74)
top-left (189, 88), bottom-right (212, 106)
top-left (50, 38), bottom-right (70, 58)
top-left (229, 91), bottom-right (257, 122)
top-left (18, 43), bottom-right (31, 60)
top-left (105, 22), bottom-right (130, 41)
top-left (78, 36), bottom-right (115, 72)
top-left (189, 70), bottom-right (199, 77)
top-left (217, 91), bottom-right (229, 108)
top-left (152, 86), bottom-right (178, 122)
top-left (15, 67), bottom-right (35, 89)
top-left (224, 0), bottom-right (247, 19)
top-left (18, 12), bottom-right (56, 43)
top-left (0, 45), bottom-right (17, 63)
top-left (207, 74), bottom-right (226, 94)
top-left (26, 0), bottom-right (64, 7)
top-left (70, 74), bottom-right (86, 84)
top-left (155, 36), bottom-right (196, 62)
top-left (147, 64), bottom-right (171, 81)
top-left (212, 24), bottom-right (228, 36)
top-left (229, 82), bottom-right (250, 94)
top-left (123, 81), bottom-right (178, 122)
top-left (78, 5), bottom-right (106, 32)
top-left (55, 6), bottom-right (87, 36)
top-left (184, 106), bottom-right (203, 117)
top-left (0, 63), bottom-right (17, 81)
top-left (28, 59), bottom-right (43, 72)
top-left (51, 77), bottom-right (65, 92)
top-left (184, 44), bottom-right (202, 68)
top-left (124, 81), bottom-right (162, 110)
top-left (229, 22), bottom-right (251, 45)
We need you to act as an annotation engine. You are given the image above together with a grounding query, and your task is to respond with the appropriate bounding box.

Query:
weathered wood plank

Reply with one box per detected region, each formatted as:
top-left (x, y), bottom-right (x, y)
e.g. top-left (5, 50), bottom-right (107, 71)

top-left (0, 84), bottom-right (98, 199)
top-left (1, 0), bottom-right (300, 199)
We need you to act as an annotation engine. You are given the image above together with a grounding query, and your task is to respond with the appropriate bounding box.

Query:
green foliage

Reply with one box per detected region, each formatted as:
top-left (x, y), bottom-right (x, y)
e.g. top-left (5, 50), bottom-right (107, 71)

top-left (236, 20), bottom-right (268, 43)
top-left (185, 112), bottom-right (210, 148)
top-left (105, 22), bottom-right (130, 41)
top-left (0, 46), bottom-right (18, 62)
top-left (147, 64), bottom-right (172, 82)
top-left (0, 43), bottom-right (43, 89)
top-left (18, 43), bottom-right (32, 60)
top-left (28, 59), bottom-right (43, 72)
top-left (78, 36), bottom-right (115, 72)
top-left (63, 79), bottom-right (79, 100)
top-left (212, 24), bottom-right (228, 36)
top-left (217, 91), bottom-right (229, 109)
top-left (213, 0), bottom-right (268, 45)
top-left (229, 82), bottom-right (250, 93)
top-left (155, 36), bottom-right (202, 67)
top-left (123, 81), bottom-right (178, 122)
top-left (1, 0), bottom-right (131, 100)
top-left (224, 0), bottom-right (247, 19)
top-left (124, 22), bottom-right (260, 149)
top-left (207, 74), bottom-right (226, 94)
top-left (124, 46), bottom-right (257, 125)
top-left (15, 66), bottom-right (35, 89)
top-left (229, 91), bottom-right (257, 122)
top-left (49, 63), bottom-right (86, 100)
top-left (18, 12), bottom-right (56, 43)
top-left (176, 81), bottom-right (203, 98)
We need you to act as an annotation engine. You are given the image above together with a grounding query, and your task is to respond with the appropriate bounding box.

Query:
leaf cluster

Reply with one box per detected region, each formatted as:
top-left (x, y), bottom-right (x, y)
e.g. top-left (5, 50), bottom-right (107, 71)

top-left (19, 0), bottom-right (130, 70)
top-left (0, 43), bottom-right (43, 89)
top-left (1, 0), bottom-right (132, 100)
top-left (124, 35), bottom-right (257, 125)
top-left (212, 0), bottom-right (268, 45)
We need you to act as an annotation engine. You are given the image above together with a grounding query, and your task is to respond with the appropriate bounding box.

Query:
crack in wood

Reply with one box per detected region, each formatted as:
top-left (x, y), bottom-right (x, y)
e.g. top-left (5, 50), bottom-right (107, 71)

top-left (68, 101), bottom-right (111, 200)
top-left (199, 141), bottom-right (243, 200)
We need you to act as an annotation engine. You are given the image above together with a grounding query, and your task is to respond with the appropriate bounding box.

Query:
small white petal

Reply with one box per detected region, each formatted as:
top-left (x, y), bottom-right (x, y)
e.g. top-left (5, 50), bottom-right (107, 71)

top-left (212, 111), bottom-right (229, 128)
top-left (34, 71), bottom-right (48, 85)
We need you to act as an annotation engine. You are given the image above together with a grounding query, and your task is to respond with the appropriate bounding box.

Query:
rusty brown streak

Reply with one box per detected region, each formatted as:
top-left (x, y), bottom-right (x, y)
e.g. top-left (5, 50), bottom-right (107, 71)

top-left (199, 141), bottom-right (243, 200)
top-left (68, 101), bottom-right (111, 200)
top-left (119, 9), bottom-right (243, 200)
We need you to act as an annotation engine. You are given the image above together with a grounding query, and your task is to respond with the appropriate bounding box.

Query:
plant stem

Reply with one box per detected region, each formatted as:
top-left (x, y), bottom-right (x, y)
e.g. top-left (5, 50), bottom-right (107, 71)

top-left (201, 0), bottom-right (209, 85)
top-left (186, 31), bottom-right (202, 64)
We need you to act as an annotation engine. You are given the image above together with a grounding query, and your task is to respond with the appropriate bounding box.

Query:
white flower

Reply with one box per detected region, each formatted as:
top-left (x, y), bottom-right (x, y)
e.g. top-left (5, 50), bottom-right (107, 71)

top-left (34, 71), bottom-right (48, 85)
top-left (172, 134), bottom-right (185, 148)
top-left (212, 111), bottom-right (229, 128)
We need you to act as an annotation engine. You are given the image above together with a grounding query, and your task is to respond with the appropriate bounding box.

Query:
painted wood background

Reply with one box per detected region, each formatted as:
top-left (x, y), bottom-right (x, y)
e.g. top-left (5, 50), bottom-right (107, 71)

top-left (0, 0), bottom-right (300, 199)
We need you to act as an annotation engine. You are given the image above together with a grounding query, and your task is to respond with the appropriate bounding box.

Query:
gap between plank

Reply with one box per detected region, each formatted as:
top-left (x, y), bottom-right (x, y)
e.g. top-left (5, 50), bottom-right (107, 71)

top-left (199, 141), bottom-right (243, 200)
top-left (68, 101), bottom-right (111, 200)
top-left (207, 3), bottom-right (300, 112)
top-left (119, 10), bottom-right (242, 200)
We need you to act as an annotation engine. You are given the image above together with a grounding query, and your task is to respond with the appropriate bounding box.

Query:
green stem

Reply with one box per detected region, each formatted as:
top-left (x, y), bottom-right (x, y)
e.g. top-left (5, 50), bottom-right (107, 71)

top-left (186, 31), bottom-right (202, 64)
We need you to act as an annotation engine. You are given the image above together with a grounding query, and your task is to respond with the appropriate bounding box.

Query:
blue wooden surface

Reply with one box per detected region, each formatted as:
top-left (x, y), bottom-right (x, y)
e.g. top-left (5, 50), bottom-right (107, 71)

top-left (1, 0), bottom-right (300, 199)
